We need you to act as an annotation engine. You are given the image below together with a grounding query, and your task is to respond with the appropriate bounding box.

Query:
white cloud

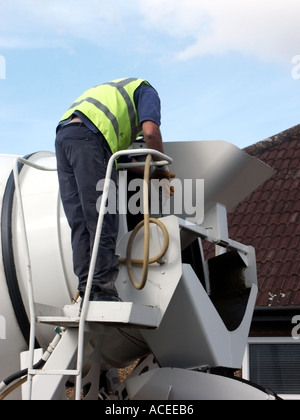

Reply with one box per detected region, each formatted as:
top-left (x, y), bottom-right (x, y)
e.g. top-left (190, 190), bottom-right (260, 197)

top-left (138, 0), bottom-right (300, 64)
top-left (1, 0), bottom-right (300, 64)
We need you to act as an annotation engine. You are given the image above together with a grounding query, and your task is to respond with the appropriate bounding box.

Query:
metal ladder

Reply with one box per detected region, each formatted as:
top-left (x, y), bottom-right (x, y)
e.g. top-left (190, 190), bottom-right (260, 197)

top-left (13, 148), bottom-right (172, 400)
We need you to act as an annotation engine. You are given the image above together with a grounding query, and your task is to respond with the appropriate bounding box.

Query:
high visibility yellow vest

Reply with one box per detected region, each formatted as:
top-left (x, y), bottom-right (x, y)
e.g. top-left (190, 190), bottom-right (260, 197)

top-left (60, 78), bottom-right (150, 154)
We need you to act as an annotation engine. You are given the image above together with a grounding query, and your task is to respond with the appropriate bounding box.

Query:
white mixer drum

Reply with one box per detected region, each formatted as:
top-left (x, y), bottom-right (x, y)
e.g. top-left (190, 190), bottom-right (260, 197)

top-left (0, 151), bottom-right (77, 398)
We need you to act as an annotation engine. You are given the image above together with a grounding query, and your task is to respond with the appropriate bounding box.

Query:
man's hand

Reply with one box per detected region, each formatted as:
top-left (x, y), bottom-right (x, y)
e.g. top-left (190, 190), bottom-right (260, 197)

top-left (151, 166), bottom-right (175, 196)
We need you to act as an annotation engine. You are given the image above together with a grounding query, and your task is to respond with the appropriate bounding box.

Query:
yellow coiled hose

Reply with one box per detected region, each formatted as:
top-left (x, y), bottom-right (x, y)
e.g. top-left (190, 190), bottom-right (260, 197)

top-left (119, 154), bottom-right (169, 290)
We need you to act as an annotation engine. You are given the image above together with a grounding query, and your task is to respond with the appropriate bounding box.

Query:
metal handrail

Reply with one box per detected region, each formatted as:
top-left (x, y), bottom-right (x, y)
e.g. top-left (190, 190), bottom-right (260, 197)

top-left (13, 150), bottom-right (173, 401)
top-left (13, 156), bottom-right (57, 400)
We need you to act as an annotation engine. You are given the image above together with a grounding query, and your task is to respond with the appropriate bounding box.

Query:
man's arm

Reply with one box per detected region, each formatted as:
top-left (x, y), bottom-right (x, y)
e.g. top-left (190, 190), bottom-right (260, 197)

top-left (142, 120), bottom-right (165, 160)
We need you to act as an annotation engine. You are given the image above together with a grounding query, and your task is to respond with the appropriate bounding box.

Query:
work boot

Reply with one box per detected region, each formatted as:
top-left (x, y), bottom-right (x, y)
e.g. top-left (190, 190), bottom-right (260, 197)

top-left (91, 291), bottom-right (122, 302)
top-left (79, 290), bottom-right (122, 311)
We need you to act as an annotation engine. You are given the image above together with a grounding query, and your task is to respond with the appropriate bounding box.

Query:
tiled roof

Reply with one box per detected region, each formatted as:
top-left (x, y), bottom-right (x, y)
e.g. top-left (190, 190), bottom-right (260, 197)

top-left (227, 124), bottom-right (300, 307)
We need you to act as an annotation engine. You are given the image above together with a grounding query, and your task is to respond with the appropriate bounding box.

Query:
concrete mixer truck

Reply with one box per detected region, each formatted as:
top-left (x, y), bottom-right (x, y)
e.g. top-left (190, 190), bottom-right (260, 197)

top-left (0, 140), bottom-right (279, 401)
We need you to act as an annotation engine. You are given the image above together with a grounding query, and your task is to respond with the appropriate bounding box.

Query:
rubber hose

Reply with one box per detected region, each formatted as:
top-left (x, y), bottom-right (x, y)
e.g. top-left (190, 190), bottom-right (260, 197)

top-left (0, 377), bottom-right (28, 401)
top-left (0, 359), bottom-right (45, 400)
top-left (121, 154), bottom-right (170, 290)
top-left (2, 359), bottom-right (45, 388)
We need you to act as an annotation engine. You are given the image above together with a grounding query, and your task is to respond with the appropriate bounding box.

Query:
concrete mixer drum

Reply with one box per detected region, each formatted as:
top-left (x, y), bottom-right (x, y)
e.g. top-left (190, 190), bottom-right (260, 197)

top-left (0, 141), bottom-right (279, 400)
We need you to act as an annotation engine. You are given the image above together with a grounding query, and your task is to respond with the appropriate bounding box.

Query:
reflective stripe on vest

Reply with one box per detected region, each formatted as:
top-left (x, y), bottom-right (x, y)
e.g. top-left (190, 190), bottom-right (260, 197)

top-left (60, 78), bottom-right (149, 154)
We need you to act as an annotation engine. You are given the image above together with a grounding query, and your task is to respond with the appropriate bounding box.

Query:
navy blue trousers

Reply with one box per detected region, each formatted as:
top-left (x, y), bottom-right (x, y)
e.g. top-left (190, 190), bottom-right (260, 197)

top-left (55, 123), bottom-right (119, 295)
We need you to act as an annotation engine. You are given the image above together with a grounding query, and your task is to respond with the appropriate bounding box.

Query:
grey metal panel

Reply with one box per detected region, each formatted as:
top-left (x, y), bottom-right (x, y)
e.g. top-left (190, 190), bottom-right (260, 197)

top-left (125, 368), bottom-right (276, 400)
top-left (164, 140), bottom-right (275, 217)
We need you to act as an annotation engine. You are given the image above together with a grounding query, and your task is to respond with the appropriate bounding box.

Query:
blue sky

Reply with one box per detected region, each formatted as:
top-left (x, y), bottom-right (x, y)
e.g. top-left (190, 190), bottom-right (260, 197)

top-left (0, 0), bottom-right (300, 156)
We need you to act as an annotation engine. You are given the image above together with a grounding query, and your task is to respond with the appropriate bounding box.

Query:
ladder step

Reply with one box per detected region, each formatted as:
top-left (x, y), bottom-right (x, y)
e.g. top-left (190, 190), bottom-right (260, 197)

top-left (36, 302), bottom-right (160, 329)
top-left (28, 369), bottom-right (79, 376)
top-left (37, 316), bottom-right (80, 328)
